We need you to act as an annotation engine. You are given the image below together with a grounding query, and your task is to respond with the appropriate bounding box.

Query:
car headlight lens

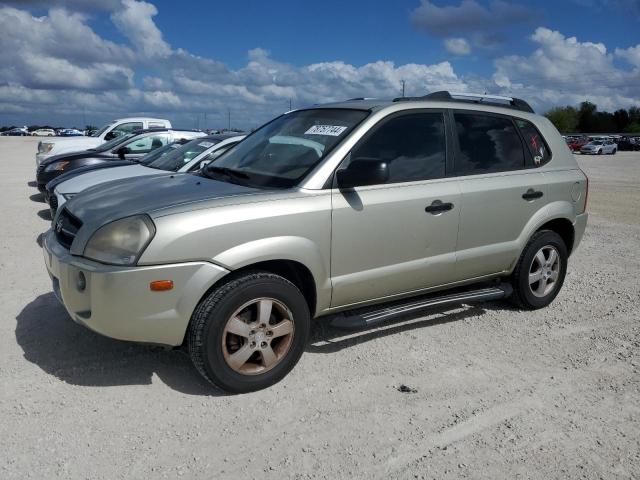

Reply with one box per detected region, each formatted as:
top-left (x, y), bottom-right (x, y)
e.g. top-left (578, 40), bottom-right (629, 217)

top-left (44, 161), bottom-right (69, 172)
top-left (39, 142), bottom-right (54, 153)
top-left (84, 215), bottom-right (155, 266)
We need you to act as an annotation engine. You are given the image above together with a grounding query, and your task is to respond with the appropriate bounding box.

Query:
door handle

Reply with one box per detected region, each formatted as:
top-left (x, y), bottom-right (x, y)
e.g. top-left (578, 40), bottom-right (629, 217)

top-left (522, 189), bottom-right (543, 200)
top-left (425, 200), bottom-right (454, 214)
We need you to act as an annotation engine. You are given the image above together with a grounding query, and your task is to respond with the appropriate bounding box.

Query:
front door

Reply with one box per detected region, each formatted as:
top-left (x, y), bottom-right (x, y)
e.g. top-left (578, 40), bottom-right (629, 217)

top-left (330, 111), bottom-right (461, 307)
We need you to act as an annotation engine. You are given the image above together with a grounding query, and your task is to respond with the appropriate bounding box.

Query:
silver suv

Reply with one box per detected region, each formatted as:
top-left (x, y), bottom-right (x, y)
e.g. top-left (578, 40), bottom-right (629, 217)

top-left (42, 92), bottom-right (588, 393)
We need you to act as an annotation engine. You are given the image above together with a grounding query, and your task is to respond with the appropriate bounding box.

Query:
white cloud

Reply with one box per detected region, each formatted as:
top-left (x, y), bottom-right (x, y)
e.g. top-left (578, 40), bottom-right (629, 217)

top-left (111, 0), bottom-right (171, 58)
top-left (444, 38), bottom-right (472, 55)
top-left (615, 44), bottom-right (640, 67)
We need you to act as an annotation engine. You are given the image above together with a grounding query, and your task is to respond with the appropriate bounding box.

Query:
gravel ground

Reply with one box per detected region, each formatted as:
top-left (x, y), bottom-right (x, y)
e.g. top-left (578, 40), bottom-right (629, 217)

top-left (1, 136), bottom-right (639, 479)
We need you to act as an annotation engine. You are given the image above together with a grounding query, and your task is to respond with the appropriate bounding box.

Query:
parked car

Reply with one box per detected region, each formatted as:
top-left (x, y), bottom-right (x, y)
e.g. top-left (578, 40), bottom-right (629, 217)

top-left (48, 135), bottom-right (244, 215)
top-left (58, 129), bottom-right (84, 137)
top-left (42, 91), bottom-right (588, 393)
top-left (580, 139), bottom-right (617, 155)
top-left (31, 128), bottom-right (56, 137)
top-left (36, 129), bottom-right (204, 191)
top-left (566, 136), bottom-right (589, 152)
top-left (2, 127), bottom-right (29, 136)
top-left (36, 117), bottom-right (172, 166)
top-left (617, 136), bottom-right (640, 151)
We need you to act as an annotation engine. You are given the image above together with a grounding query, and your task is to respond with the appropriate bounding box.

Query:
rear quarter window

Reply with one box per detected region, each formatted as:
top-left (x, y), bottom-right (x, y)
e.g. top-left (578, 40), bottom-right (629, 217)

top-left (515, 119), bottom-right (551, 167)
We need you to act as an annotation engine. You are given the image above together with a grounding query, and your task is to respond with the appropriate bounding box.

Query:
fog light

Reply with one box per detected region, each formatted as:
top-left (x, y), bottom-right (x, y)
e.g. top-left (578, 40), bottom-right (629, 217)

top-left (150, 280), bottom-right (173, 291)
top-left (77, 271), bottom-right (86, 291)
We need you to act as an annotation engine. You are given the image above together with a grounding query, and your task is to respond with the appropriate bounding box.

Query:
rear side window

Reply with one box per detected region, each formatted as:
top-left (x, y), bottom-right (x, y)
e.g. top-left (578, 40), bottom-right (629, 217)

top-left (453, 113), bottom-right (525, 175)
top-left (350, 112), bottom-right (446, 184)
top-left (515, 119), bottom-right (551, 167)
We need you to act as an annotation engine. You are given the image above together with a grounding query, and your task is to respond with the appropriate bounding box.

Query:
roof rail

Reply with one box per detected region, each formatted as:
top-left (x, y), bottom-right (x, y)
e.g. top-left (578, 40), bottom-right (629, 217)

top-left (392, 90), bottom-right (535, 113)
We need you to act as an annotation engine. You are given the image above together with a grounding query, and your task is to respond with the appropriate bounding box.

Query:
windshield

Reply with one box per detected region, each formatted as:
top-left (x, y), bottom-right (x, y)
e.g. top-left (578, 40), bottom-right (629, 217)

top-left (143, 138), bottom-right (219, 171)
top-left (203, 109), bottom-right (368, 188)
top-left (590, 141), bottom-right (603, 145)
top-left (94, 132), bottom-right (136, 152)
top-left (137, 142), bottom-right (183, 165)
top-left (91, 122), bottom-right (113, 138)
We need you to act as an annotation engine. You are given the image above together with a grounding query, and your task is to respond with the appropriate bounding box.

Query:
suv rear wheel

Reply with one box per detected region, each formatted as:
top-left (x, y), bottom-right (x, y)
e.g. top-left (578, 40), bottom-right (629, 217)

top-left (188, 272), bottom-right (310, 393)
top-left (510, 230), bottom-right (568, 309)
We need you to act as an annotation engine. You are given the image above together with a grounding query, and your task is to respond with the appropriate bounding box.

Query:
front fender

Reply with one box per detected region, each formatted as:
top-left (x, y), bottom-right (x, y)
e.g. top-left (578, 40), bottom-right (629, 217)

top-left (213, 236), bottom-right (331, 312)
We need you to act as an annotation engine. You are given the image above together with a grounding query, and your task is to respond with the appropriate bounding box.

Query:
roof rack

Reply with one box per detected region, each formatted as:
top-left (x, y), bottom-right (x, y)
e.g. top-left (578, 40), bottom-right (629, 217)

top-left (392, 90), bottom-right (535, 113)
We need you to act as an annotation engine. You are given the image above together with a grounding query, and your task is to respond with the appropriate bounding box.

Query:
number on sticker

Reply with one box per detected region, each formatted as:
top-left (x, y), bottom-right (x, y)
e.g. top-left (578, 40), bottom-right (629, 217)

top-left (304, 125), bottom-right (348, 136)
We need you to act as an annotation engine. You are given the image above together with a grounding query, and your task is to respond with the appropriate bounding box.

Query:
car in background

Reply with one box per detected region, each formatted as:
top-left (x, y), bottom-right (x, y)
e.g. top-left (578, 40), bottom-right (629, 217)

top-left (566, 136), bottom-right (589, 152)
top-left (58, 129), bottom-right (84, 137)
top-left (1, 127), bottom-right (29, 136)
top-left (36, 117), bottom-right (172, 166)
top-left (580, 139), bottom-right (617, 155)
top-left (49, 134), bottom-right (245, 214)
top-left (617, 136), bottom-right (640, 151)
top-left (36, 128), bottom-right (204, 191)
top-left (31, 128), bottom-right (56, 137)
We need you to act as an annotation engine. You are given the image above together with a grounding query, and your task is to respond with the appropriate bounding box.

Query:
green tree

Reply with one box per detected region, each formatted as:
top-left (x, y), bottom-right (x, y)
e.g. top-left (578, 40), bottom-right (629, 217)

top-left (545, 106), bottom-right (579, 133)
top-left (578, 101), bottom-right (598, 133)
top-left (613, 109), bottom-right (630, 132)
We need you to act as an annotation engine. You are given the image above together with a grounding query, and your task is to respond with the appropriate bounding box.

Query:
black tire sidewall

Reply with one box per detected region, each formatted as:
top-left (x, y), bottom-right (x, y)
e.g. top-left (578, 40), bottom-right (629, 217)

top-left (516, 231), bottom-right (568, 309)
top-left (199, 276), bottom-right (310, 393)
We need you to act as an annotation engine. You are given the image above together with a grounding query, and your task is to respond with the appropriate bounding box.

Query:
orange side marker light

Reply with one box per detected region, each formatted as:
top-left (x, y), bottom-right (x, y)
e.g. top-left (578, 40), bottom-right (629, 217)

top-left (150, 280), bottom-right (174, 291)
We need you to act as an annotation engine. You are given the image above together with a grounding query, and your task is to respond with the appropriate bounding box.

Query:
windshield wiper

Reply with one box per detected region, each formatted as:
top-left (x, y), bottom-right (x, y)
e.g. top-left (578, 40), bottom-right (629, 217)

top-left (206, 166), bottom-right (250, 180)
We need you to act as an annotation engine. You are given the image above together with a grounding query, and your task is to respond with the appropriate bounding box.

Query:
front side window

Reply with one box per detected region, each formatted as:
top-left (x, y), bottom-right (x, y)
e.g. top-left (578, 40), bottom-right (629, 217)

top-left (454, 113), bottom-right (525, 174)
top-left (123, 134), bottom-right (169, 154)
top-left (515, 119), bottom-right (551, 167)
top-left (348, 112), bottom-right (446, 184)
top-left (204, 109), bottom-right (368, 188)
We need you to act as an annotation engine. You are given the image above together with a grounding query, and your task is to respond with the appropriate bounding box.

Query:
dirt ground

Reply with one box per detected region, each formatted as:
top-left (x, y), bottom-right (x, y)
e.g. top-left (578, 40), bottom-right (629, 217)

top-left (1, 136), bottom-right (638, 479)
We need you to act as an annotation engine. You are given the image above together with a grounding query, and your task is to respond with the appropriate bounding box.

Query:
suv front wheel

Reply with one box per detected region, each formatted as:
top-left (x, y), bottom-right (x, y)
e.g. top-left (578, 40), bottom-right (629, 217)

top-left (187, 272), bottom-right (310, 393)
top-left (510, 230), bottom-right (568, 309)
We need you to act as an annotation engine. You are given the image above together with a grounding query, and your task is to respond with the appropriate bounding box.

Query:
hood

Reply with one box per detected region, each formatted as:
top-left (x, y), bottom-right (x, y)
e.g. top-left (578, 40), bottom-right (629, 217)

top-left (55, 164), bottom-right (156, 194)
top-left (46, 160), bottom-right (134, 191)
top-left (41, 149), bottom-right (113, 166)
top-left (63, 173), bottom-right (264, 254)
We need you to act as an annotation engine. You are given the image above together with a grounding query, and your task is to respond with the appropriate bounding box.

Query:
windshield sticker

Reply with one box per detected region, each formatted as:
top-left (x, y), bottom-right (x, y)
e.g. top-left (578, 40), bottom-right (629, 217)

top-left (198, 141), bottom-right (214, 148)
top-left (304, 125), bottom-right (348, 136)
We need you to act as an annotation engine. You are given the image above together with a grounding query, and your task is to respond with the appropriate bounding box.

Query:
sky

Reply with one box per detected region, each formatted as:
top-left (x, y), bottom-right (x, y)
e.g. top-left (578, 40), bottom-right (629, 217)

top-left (0, 0), bottom-right (639, 129)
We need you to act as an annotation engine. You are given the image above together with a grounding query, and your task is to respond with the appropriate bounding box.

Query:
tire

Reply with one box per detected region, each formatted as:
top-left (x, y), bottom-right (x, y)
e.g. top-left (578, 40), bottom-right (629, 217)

top-left (612, 149), bottom-right (616, 155)
top-left (510, 230), bottom-right (568, 310)
top-left (597, 149), bottom-right (602, 155)
top-left (188, 272), bottom-right (310, 393)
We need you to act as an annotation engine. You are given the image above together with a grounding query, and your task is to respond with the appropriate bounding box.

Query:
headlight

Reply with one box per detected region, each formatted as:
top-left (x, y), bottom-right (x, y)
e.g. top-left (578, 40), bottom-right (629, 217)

top-left (39, 142), bottom-right (54, 153)
top-left (62, 193), bottom-right (76, 200)
top-left (45, 161), bottom-right (69, 172)
top-left (84, 215), bottom-right (155, 266)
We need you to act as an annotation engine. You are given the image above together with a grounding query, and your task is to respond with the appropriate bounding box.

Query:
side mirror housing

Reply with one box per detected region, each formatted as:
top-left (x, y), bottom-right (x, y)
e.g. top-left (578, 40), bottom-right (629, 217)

top-left (116, 146), bottom-right (130, 159)
top-left (336, 158), bottom-right (389, 188)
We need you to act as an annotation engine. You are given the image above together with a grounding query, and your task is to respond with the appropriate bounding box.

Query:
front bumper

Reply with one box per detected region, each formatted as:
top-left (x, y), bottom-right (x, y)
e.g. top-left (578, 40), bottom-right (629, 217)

top-left (42, 230), bottom-right (230, 346)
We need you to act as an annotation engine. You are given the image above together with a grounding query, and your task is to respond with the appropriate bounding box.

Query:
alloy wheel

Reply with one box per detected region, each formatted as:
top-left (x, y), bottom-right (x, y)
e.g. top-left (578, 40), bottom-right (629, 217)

top-left (528, 245), bottom-right (560, 298)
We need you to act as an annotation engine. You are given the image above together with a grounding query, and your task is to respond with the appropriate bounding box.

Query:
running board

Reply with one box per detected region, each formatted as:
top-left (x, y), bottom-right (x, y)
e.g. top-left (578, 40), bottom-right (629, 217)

top-left (330, 283), bottom-right (513, 331)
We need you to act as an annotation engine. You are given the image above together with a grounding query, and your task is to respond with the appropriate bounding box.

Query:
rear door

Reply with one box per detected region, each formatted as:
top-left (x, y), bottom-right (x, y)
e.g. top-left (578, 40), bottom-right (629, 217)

top-left (451, 111), bottom-right (551, 280)
top-left (330, 110), bottom-right (461, 307)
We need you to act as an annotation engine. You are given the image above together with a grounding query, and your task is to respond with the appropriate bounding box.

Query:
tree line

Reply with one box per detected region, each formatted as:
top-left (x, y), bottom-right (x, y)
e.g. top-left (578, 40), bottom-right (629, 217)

top-left (545, 102), bottom-right (640, 134)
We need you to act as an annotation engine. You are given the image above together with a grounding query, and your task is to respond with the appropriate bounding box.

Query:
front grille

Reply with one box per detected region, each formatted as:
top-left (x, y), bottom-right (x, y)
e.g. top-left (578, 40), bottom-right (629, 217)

top-left (54, 208), bottom-right (82, 250)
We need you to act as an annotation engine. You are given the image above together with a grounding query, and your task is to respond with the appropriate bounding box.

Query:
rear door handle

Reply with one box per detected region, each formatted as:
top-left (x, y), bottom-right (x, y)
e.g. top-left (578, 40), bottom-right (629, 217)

top-left (425, 200), bottom-right (454, 214)
top-left (522, 189), bottom-right (543, 200)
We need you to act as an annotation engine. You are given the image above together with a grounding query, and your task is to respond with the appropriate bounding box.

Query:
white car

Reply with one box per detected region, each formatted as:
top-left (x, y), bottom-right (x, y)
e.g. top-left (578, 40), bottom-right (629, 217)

top-left (31, 128), bottom-right (56, 137)
top-left (580, 139), bottom-right (617, 155)
top-left (52, 135), bottom-right (244, 213)
top-left (36, 117), bottom-right (171, 165)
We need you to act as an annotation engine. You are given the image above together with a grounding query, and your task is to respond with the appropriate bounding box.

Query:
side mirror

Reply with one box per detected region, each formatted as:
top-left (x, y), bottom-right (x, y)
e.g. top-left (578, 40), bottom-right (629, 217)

top-left (336, 158), bottom-right (389, 188)
top-left (199, 159), bottom-right (212, 169)
top-left (117, 146), bottom-right (130, 159)
top-left (105, 131), bottom-right (122, 141)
